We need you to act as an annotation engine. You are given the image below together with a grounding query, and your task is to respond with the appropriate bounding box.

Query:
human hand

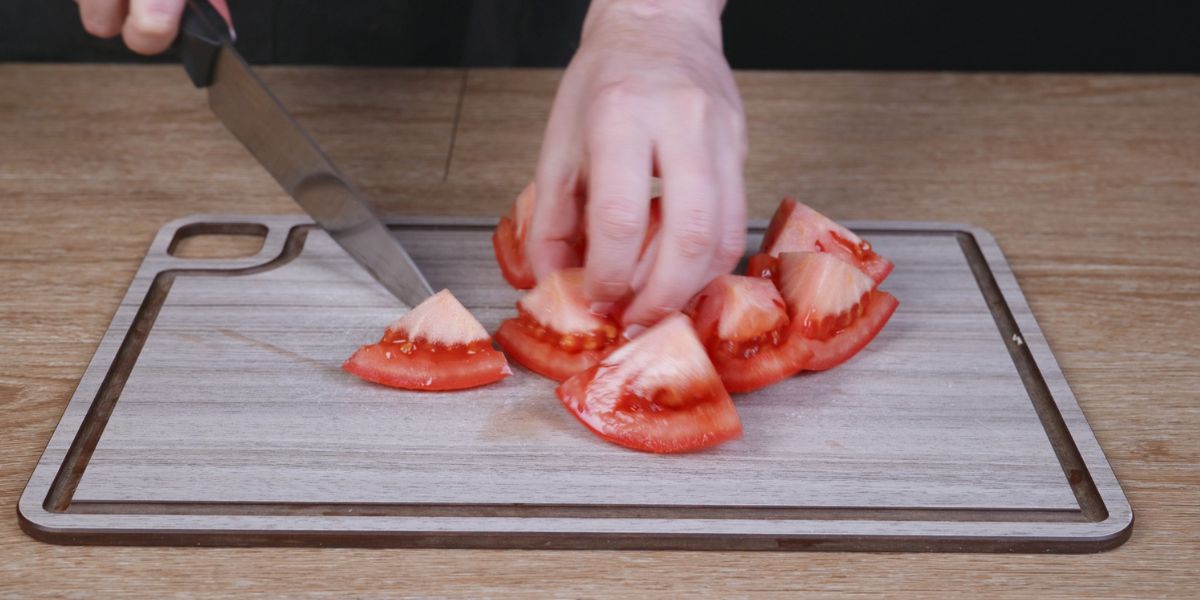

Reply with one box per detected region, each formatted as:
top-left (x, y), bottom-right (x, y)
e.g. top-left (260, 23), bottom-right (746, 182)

top-left (77, 0), bottom-right (232, 55)
top-left (527, 0), bottom-right (747, 329)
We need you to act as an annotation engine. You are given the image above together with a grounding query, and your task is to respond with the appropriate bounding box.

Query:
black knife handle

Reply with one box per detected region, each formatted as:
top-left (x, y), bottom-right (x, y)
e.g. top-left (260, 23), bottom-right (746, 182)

top-left (179, 0), bottom-right (233, 88)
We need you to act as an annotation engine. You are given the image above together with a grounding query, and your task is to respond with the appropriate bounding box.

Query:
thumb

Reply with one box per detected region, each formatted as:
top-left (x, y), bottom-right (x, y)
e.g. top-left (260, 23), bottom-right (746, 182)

top-left (123, 0), bottom-right (187, 55)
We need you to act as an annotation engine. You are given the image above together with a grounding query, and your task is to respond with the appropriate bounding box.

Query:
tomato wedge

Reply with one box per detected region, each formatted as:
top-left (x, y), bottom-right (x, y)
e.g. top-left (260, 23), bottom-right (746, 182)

top-left (494, 268), bottom-right (621, 381)
top-left (760, 198), bottom-right (894, 284)
top-left (795, 291), bottom-right (899, 371)
top-left (343, 290), bottom-right (511, 390)
top-left (776, 252), bottom-right (898, 370)
top-left (556, 314), bottom-right (742, 453)
top-left (685, 275), bottom-right (812, 393)
top-left (492, 181), bottom-right (540, 289)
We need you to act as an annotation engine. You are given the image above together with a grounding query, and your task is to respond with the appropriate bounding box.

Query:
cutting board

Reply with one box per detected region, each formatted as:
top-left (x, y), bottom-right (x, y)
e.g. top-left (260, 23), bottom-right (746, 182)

top-left (19, 215), bottom-right (1132, 552)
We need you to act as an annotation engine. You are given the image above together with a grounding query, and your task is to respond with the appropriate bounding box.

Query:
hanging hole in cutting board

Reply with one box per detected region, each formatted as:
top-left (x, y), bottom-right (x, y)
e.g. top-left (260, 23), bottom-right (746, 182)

top-left (167, 222), bottom-right (269, 259)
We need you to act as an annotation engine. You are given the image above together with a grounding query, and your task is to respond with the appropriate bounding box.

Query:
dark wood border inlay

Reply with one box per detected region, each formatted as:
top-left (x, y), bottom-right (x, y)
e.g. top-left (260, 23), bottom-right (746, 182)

top-left (41, 226), bottom-right (1103, 525)
top-left (18, 218), bottom-right (1130, 553)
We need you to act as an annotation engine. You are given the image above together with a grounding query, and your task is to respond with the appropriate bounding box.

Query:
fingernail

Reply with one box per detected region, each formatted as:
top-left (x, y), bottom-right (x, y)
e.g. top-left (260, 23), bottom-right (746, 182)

top-left (622, 324), bottom-right (646, 340)
top-left (589, 302), bottom-right (614, 316)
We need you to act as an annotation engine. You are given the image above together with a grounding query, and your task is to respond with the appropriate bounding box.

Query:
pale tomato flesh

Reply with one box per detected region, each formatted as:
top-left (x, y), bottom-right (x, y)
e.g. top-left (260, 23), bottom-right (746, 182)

top-left (686, 275), bottom-right (811, 393)
top-left (495, 269), bottom-right (621, 381)
top-left (794, 291), bottom-right (899, 371)
top-left (556, 314), bottom-right (742, 453)
top-left (775, 252), bottom-right (898, 371)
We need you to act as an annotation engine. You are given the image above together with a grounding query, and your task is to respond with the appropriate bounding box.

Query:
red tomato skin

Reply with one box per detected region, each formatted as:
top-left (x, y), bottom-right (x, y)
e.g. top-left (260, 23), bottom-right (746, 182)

top-left (492, 216), bottom-right (536, 289)
top-left (493, 318), bottom-right (614, 381)
top-left (860, 254), bottom-right (895, 285)
top-left (556, 365), bottom-right (742, 454)
top-left (685, 274), bottom-right (808, 393)
top-left (795, 291), bottom-right (899, 371)
top-left (342, 342), bottom-right (510, 391)
top-left (760, 198), bottom-right (894, 285)
top-left (745, 253), bottom-right (779, 281)
top-left (711, 340), bottom-right (814, 394)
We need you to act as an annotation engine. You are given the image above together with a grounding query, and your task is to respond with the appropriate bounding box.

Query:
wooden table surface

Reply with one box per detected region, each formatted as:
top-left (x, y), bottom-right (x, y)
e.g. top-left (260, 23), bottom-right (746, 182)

top-left (1, 64), bottom-right (1197, 598)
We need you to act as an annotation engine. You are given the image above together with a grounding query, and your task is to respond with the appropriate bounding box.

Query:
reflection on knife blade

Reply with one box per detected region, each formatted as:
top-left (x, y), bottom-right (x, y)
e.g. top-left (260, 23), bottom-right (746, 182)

top-left (185, 9), bottom-right (433, 308)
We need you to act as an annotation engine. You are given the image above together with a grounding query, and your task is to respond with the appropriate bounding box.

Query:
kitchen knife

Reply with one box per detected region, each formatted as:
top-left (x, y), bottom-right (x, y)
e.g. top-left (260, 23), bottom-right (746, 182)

top-left (177, 0), bottom-right (434, 308)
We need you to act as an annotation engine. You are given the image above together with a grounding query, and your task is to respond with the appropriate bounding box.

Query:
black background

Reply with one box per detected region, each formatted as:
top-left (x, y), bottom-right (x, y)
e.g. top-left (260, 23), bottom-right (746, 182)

top-left (2, 0), bottom-right (1197, 72)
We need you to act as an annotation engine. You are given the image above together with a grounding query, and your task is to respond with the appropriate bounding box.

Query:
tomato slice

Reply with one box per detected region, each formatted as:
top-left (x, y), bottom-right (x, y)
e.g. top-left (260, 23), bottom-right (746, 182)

top-left (796, 291), bottom-right (899, 371)
top-left (493, 215), bottom-right (535, 290)
top-left (776, 252), bottom-right (898, 370)
top-left (494, 268), bottom-right (621, 381)
top-left (492, 182), bottom-right (539, 289)
top-left (556, 314), bottom-right (742, 453)
top-left (343, 290), bottom-right (511, 391)
top-left (686, 275), bottom-right (812, 393)
top-left (760, 198), bottom-right (894, 284)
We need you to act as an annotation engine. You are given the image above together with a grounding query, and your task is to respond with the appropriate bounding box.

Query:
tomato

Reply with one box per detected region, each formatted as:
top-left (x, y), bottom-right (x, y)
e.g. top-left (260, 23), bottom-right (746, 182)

top-left (685, 275), bottom-right (812, 393)
top-left (556, 314), bottom-right (742, 453)
top-left (776, 252), bottom-right (898, 370)
top-left (492, 182), bottom-right (539, 289)
top-left (795, 291), bottom-right (899, 371)
top-left (744, 252), bottom-right (779, 281)
top-left (494, 268), bottom-right (621, 381)
top-left (760, 198), bottom-right (894, 284)
top-left (343, 290), bottom-right (511, 390)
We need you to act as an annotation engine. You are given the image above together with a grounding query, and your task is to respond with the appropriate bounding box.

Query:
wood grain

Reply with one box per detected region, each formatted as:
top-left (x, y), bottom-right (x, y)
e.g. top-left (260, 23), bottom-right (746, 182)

top-left (1, 64), bottom-right (1197, 597)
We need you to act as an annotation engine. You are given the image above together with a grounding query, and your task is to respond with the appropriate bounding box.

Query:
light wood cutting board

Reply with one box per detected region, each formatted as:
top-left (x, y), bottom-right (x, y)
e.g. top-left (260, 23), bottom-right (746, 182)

top-left (18, 215), bottom-right (1132, 552)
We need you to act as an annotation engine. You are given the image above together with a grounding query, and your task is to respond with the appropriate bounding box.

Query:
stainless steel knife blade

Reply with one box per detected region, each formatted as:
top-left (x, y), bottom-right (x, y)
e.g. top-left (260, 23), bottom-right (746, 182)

top-left (201, 43), bottom-right (434, 307)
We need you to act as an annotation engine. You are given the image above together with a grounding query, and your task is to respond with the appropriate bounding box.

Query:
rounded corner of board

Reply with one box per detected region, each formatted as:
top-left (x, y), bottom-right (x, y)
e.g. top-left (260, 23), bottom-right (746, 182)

top-left (1054, 506), bottom-right (1135, 554)
top-left (1091, 506), bottom-right (1136, 552)
top-left (15, 498), bottom-right (66, 545)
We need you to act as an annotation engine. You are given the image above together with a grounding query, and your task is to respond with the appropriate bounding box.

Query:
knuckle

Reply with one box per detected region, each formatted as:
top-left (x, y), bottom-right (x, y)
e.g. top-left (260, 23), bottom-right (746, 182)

top-left (589, 81), bottom-right (642, 120)
top-left (669, 86), bottom-right (713, 123)
top-left (676, 232), bottom-right (711, 261)
top-left (590, 201), bottom-right (644, 243)
top-left (717, 230), bottom-right (747, 265)
top-left (669, 82), bottom-right (742, 133)
top-left (672, 211), bottom-right (716, 261)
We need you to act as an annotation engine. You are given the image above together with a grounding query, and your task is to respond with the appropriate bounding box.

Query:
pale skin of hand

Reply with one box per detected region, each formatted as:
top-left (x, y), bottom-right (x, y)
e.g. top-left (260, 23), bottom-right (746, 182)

top-left (529, 0), bottom-right (747, 330)
top-left (76, 0), bottom-right (231, 55)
